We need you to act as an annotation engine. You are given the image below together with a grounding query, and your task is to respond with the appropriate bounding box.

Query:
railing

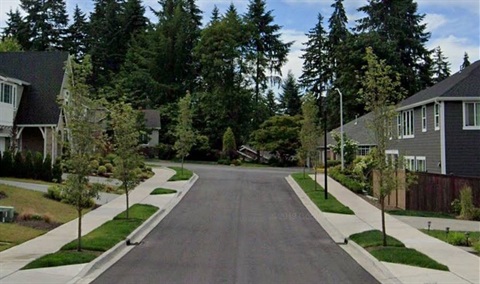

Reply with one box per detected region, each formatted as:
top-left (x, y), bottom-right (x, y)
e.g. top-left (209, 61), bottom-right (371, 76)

top-left (0, 102), bottom-right (14, 126)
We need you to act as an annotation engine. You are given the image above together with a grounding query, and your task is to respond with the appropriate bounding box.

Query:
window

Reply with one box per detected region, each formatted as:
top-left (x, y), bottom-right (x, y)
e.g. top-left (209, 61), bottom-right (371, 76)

top-left (0, 82), bottom-right (16, 105)
top-left (463, 102), bottom-right (480, 129)
top-left (357, 146), bottom-right (372, 156)
top-left (404, 156), bottom-right (415, 171)
top-left (421, 106), bottom-right (427, 132)
top-left (399, 109), bottom-right (414, 138)
top-left (416, 157), bottom-right (426, 172)
top-left (434, 103), bottom-right (440, 130)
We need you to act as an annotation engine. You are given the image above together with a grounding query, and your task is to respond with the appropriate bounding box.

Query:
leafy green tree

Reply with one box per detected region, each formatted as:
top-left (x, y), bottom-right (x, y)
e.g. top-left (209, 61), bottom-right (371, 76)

top-left (460, 52), bottom-right (471, 70)
top-left (251, 115), bottom-right (301, 166)
top-left (359, 47), bottom-right (403, 246)
top-left (0, 37), bottom-right (23, 52)
top-left (329, 132), bottom-right (358, 167)
top-left (279, 71), bottom-right (302, 116)
top-left (111, 102), bottom-right (142, 219)
top-left (62, 55), bottom-right (104, 251)
top-left (298, 93), bottom-right (320, 177)
top-left (65, 5), bottom-right (88, 59)
top-left (222, 127), bottom-right (237, 160)
top-left (244, 0), bottom-right (292, 127)
top-left (355, 0), bottom-right (432, 97)
top-left (174, 92), bottom-right (196, 174)
top-left (431, 46), bottom-right (451, 84)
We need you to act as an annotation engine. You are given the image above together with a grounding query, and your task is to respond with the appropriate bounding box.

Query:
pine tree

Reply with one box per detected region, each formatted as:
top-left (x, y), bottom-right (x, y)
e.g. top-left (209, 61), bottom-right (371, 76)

top-left (356, 0), bottom-right (432, 97)
top-left (45, 0), bottom-right (69, 49)
top-left (460, 52), bottom-right (471, 70)
top-left (266, 89), bottom-right (278, 117)
top-left (66, 5), bottom-right (88, 59)
top-left (122, 0), bottom-right (149, 38)
top-left (209, 5), bottom-right (220, 24)
top-left (279, 71), bottom-right (302, 116)
top-left (328, 0), bottom-right (350, 82)
top-left (431, 46), bottom-right (451, 84)
top-left (244, 0), bottom-right (292, 126)
top-left (3, 9), bottom-right (30, 49)
top-left (300, 13), bottom-right (329, 95)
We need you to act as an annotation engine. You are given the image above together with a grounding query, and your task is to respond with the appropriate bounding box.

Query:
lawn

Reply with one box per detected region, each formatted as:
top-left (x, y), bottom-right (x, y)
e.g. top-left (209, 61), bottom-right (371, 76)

top-left (151, 188), bottom-right (177, 195)
top-left (168, 166), bottom-right (193, 181)
top-left (387, 209), bottom-right (455, 219)
top-left (421, 229), bottom-right (480, 253)
top-left (350, 230), bottom-right (449, 271)
top-left (0, 223), bottom-right (45, 252)
top-left (291, 173), bottom-right (354, 215)
top-left (0, 178), bottom-right (56, 185)
top-left (24, 204), bottom-right (158, 269)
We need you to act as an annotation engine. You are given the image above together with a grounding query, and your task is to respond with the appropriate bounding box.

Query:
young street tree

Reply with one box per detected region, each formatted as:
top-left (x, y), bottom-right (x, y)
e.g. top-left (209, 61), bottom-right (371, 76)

top-left (222, 127), bottom-right (237, 160)
top-left (111, 101), bottom-right (142, 219)
top-left (359, 47), bottom-right (403, 247)
top-left (174, 91), bottom-right (196, 174)
top-left (62, 55), bottom-right (104, 251)
top-left (298, 93), bottom-right (319, 177)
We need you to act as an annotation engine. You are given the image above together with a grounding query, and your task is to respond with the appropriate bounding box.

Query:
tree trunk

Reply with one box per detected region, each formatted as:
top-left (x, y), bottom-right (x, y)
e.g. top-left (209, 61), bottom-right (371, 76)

top-left (77, 207), bottom-right (82, 252)
top-left (181, 156), bottom-right (185, 176)
top-left (381, 196), bottom-right (387, 246)
top-left (124, 167), bottom-right (129, 219)
top-left (125, 185), bottom-right (129, 219)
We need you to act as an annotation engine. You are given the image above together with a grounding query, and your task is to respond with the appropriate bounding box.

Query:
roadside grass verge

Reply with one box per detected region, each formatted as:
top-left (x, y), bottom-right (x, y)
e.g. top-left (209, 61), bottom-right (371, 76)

top-left (23, 204), bottom-right (158, 269)
top-left (350, 230), bottom-right (449, 271)
top-left (291, 173), bottom-right (354, 215)
top-left (0, 178), bottom-right (56, 185)
top-left (0, 223), bottom-right (45, 252)
top-left (151, 188), bottom-right (177, 195)
top-left (387, 209), bottom-right (455, 219)
top-left (421, 229), bottom-right (480, 253)
top-left (168, 166), bottom-right (193, 181)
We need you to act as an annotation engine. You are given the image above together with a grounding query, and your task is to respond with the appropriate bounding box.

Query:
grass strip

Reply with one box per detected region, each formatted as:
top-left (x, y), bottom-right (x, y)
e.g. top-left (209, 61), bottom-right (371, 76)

top-left (350, 230), bottom-right (449, 271)
top-left (291, 173), bottom-right (354, 215)
top-left (23, 204), bottom-right (158, 269)
top-left (421, 229), bottom-right (480, 249)
top-left (0, 223), bottom-right (45, 252)
top-left (387, 209), bottom-right (455, 219)
top-left (168, 166), bottom-right (193, 181)
top-left (151, 188), bottom-right (177, 195)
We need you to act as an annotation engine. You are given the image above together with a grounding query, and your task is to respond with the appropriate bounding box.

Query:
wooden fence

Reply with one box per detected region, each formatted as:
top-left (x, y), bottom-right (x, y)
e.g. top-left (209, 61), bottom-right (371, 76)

top-left (406, 172), bottom-right (480, 213)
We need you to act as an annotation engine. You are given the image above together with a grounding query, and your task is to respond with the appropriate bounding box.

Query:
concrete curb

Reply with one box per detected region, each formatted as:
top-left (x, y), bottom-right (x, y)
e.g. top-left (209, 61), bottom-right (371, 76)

top-left (70, 173), bottom-right (199, 284)
top-left (285, 175), bottom-right (400, 284)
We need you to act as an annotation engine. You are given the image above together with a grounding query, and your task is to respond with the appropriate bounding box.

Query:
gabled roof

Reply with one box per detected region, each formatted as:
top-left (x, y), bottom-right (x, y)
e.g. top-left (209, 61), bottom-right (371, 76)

top-left (0, 51), bottom-right (69, 125)
top-left (141, 109), bottom-right (161, 129)
top-left (398, 60), bottom-right (480, 109)
top-left (324, 112), bottom-right (376, 147)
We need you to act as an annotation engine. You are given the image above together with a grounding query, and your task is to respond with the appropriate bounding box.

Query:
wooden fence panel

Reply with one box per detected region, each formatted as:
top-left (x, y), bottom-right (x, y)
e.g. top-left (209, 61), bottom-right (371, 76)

top-left (406, 173), bottom-right (480, 213)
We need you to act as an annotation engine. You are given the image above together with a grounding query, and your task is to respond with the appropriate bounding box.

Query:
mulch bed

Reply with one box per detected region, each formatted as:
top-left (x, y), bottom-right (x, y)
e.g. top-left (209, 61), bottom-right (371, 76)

top-left (15, 219), bottom-right (62, 231)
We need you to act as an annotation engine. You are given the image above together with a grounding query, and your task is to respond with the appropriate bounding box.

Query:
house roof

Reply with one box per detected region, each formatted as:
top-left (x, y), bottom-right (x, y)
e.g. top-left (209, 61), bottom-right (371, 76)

top-left (141, 109), bottom-right (161, 129)
top-left (323, 112), bottom-right (376, 147)
top-left (398, 60), bottom-right (480, 109)
top-left (0, 51), bottom-right (69, 125)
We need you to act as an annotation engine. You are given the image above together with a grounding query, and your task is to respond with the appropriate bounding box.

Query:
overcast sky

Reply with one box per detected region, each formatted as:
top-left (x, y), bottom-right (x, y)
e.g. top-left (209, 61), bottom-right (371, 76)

top-left (1, 0), bottom-right (479, 83)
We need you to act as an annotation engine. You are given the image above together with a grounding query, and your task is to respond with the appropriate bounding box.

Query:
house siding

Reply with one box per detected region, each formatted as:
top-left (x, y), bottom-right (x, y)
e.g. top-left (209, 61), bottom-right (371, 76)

top-left (444, 102), bottom-right (480, 177)
top-left (390, 103), bottom-right (442, 173)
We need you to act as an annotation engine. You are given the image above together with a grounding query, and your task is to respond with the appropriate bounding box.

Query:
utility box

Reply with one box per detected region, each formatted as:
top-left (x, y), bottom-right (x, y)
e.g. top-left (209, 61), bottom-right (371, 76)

top-left (0, 206), bottom-right (15, 223)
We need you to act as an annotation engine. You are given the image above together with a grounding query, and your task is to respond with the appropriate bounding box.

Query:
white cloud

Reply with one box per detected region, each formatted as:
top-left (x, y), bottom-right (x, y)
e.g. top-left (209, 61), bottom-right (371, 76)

top-left (417, 0), bottom-right (480, 13)
top-left (280, 29), bottom-right (308, 81)
top-left (423, 13), bottom-right (448, 33)
top-left (428, 35), bottom-right (480, 72)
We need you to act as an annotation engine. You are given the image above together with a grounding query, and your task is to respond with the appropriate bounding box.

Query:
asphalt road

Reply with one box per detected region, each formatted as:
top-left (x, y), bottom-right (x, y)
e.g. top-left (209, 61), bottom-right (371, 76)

top-left (92, 164), bottom-right (378, 284)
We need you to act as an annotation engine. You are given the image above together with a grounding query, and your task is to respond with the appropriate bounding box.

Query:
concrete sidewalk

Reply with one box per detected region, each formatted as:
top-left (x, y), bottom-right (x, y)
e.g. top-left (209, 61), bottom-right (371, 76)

top-left (288, 173), bottom-right (479, 284)
top-left (0, 167), bottom-right (197, 283)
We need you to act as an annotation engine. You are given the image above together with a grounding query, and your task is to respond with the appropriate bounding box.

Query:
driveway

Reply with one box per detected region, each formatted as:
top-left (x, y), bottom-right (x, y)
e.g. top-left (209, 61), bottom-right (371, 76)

top-left (92, 164), bottom-right (377, 283)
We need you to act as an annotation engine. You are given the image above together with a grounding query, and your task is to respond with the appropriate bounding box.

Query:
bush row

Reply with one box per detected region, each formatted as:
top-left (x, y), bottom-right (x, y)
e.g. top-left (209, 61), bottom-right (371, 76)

top-left (45, 185), bottom-right (95, 208)
top-left (0, 150), bottom-right (62, 183)
top-left (329, 166), bottom-right (365, 194)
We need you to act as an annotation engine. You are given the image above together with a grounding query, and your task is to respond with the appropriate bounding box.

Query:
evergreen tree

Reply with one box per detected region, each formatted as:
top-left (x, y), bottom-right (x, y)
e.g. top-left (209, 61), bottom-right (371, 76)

top-left (461, 52), bottom-right (471, 70)
top-left (45, 0), bottom-right (69, 49)
top-left (122, 0), bottom-right (149, 38)
top-left (2, 9), bottom-right (30, 49)
top-left (355, 0), bottom-right (432, 97)
top-left (24, 151), bottom-right (34, 179)
top-left (222, 127), bottom-right (237, 160)
top-left (328, 0), bottom-right (349, 82)
top-left (266, 89), bottom-right (278, 117)
top-left (66, 5), bottom-right (88, 59)
top-left (13, 152), bottom-right (24, 178)
top-left (1, 150), bottom-right (13, 177)
top-left (244, 0), bottom-right (292, 126)
top-left (431, 46), bottom-right (451, 84)
top-left (209, 5), bottom-right (220, 24)
top-left (300, 13), bottom-right (329, 96)
top-left (279, 71), bottom-right (302, 116)
top-left (42, 154), bottom-right (53, 182)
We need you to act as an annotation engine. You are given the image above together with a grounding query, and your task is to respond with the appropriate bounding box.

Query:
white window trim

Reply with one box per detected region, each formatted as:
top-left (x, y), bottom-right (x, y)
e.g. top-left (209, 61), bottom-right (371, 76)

top-left (463, 101), bottom-right (480, 130)
top-left (402, 109), bottom-right (414, 139)
top-left (421, 106), bottom-right (427, 132)
top-left (434, 103), bottom-right (440, 131)
top-left (416, 156), bottom-right (426, 172)
top-left (404, 156), bottom-right (415, 171)
top-left (397, 114), bottom-right (402, 139)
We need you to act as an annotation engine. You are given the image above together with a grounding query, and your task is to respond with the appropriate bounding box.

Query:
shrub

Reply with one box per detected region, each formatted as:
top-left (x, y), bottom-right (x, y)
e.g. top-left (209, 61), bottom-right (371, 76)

top-left (13, 152), bottom-right (24, 178)
top-left (448, 232), bottom-right (468, 246)
top-left (42, 154), bottom-right (53, 182)
top-left (105, 163), bottom-right (113, 172)
top-left (217, 158), bottom-right (230, 165)
top-left (450, 199), bottom-right (461, 215)
top-left (42, 213), bottom-right (54, 223)
top-left (329, 166), bottom-right (364, 193)
top-left (24, 151), bottom-right (34, 179)
top-left (473, 241), bottom-right (480, 254)
top-left (97, 165), bottom-right (107, 175)
top-left (1, 150), bottom-right (13, 177)
top-left (472, 208), bottom-right (480, 221)
top-left (33, 152), bottom-right (44, 180)
top-left (18, 208), bottom-right (42, 221)
top-left (460, 186), bottom-right (474, 220)
top-left (326, 160), bottom-right (341, 167)
top-left (231, 159), bottom-right (242, 166)
top-left (105, 153), bottom-right (117, 164)
top-left (45, 185), bottom-right (63, 201)
top-left (89, 160), bottom-right (100, 172)
top-left (52, 158), bottom-right (62, 183)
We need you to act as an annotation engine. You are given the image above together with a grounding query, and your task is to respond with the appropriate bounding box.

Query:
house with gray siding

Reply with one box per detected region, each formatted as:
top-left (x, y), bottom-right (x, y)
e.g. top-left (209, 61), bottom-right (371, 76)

top-left (327, 60), bottom-right (480, 178)
top-left (0, 51), bottom-right (70, 160)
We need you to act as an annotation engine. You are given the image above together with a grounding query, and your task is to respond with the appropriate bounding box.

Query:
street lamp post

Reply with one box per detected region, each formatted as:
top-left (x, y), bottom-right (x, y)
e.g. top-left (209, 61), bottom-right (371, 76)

top-left (321, 90), bottom-right (328, 200)
top-left (335, 88), bottom-right (344, 171)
